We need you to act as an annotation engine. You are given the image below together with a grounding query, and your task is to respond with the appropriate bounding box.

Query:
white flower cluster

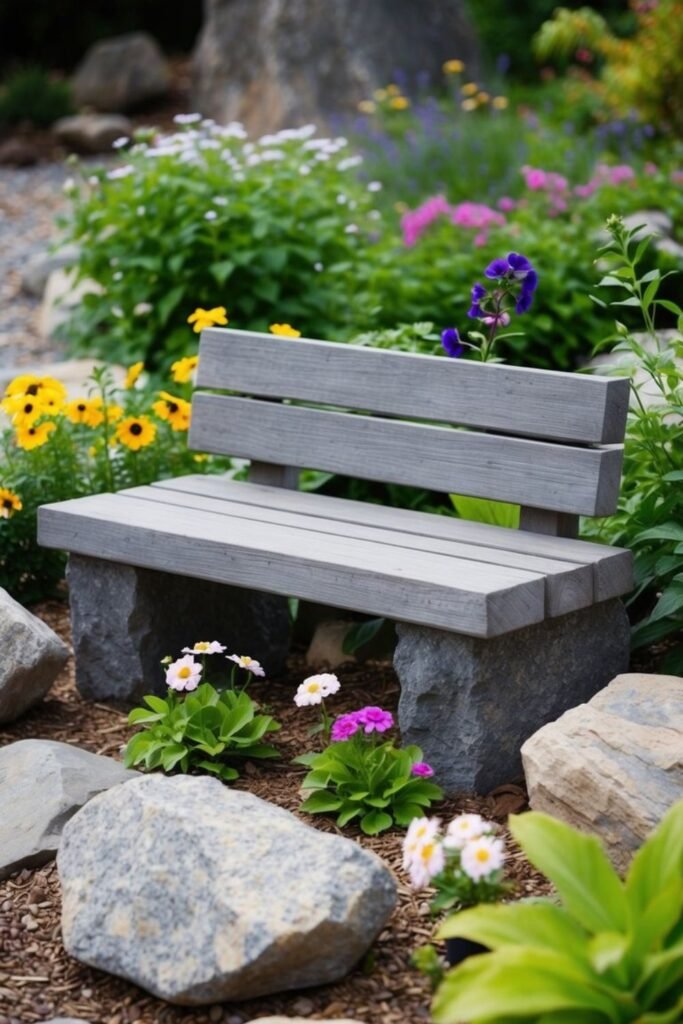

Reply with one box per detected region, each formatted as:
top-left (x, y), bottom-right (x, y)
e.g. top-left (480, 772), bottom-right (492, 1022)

top-left (164, 643), bottom-right (265, 691)
top-left (403, 813), bottom-right (505, 889)
top-left (294, 673), bottom-right (340, 706)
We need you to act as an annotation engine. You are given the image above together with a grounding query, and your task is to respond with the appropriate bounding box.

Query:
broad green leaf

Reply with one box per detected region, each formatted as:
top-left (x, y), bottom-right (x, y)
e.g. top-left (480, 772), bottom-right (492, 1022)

top-left (588, 932), bottom-right (629, 974)
top-left (450, 494), bottom-right (520, 529)
top-left (626, 802), bottom-right (683, 919)
top-left (337, 804), bottom-right (362, 827)
top-left (128, 707), bottom-right (163, 724)
top-left (432, 947), bottom-right (621, 1023)
top-left (300, 791), bottom-right (343, 814)
top-left (160, 743), bottom-right (187, 771)
top-left (342, 617), bottom-right (385, 655)
top-left (437, 902), bottom-right (589, 963)
top-left (360, 810), bottom-right (393, 835)
top-left (638, 523), bottom-right (683, 543)
top-left (143, 695), bottom-right (169, 714)
top-left (509, 813), bottom-right (628, 933)
top-left (648, 583), bottom-right (683, 623)
top-left (209, 259), bottom-right (235, 285)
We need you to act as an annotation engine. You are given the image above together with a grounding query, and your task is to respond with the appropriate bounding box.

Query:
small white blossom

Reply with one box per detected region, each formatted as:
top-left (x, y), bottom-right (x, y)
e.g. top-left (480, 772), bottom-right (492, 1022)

top-left (204, 210), bottom-right (218, 221)
top-left (338, 155), bottom-right (363, 171)
top-left (111, 305), bottom-right (124, 318)
top-left (409, 839), bottom-right (445, 888)
top-left (367, 180), bottom-right (383, 192)
top-left (113, 271), bottom-right (123, 282)
top-left (336, 194), bottom-right (348, 205)
top-left (314, 262), bottom-right (324, 272)
top-left (112, 136), bottom-right (129, 149)
top-left (227, 654), bottom-right (265, 677)
top-left (173, 112), bottom-right (202, 124)
top-left (213, 196), bottom-right (228, 206)
top-left (107, 165), bottom-right (134, 180)
top-left (166, 654), bottom-right (203, 692)
top-left (182, 641), bottom-right (227, 655)
top-left (461, 835), bottom-right (506, 881)
top-left (62, 177), bottom-right (75, 193)
top-left (403, 817), bottom-right (441, 871)
top-left (133, 302), bottom-right (153, 316)
top-left (443, 813), bottom-right (487, 850)
top-left (344, 224), bottom-right (359, 234)
top-left (88, 175), bottom-right (99, 186)
top-left (136, 205), bottom-right (146, 216)
top-left (299, 165), bottom-right (311, 176)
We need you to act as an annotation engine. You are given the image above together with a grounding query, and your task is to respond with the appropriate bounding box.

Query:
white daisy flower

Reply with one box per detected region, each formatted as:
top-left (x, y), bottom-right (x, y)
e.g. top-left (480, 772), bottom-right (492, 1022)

top-left (408, 836), bottom-right (445, 888)
top-left (461, 835), bottom-right (506, 881)
top-left (227, 654), bottom-right (265, 677)
top-left (204, 210), bottom-right (218, 221)
top-left (403, 816), bottom-right (441, 871)
top-left (112, 136), bottom-right (129, 149)
top-left (166, 654), bottom-right (203, 692)
top-left (106, 165), bottom-right (134, 180)
top-left (173, 112), bottom-right (202, 124)
top-left (443, 813), bottom-right (488, 850)
top-left (304, 673), bottom-right (340, 698)
top-left (183, 641), bottom-right (227, 655)
top-left (293, 676), bottom-right (332, 706)
top-left (367, 180), bottom-right (383, 191)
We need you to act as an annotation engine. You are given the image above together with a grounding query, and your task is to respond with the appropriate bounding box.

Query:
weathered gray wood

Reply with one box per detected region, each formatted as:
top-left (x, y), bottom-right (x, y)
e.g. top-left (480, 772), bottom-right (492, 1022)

top-left (519, 507), bottom-right (580, 539)
top-left (122, 483), bottom-right (594, 617)
top-left (38, 493), bottom-right (546, 638)
top-left (153, 475), bottom-right (633, 603)
top-left (189, 394), bottom-right (624, 517)
top-left (197, 329), bottom-right (630, 444)
top-left (248, 461), bottom-right (299, 489)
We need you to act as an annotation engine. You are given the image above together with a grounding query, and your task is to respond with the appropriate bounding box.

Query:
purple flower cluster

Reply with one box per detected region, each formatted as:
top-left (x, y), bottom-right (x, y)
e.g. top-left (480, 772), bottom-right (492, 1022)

top-left (331, 705), bottom-right (395, 741)
top-left (441, 250), bottom-right (538, 359)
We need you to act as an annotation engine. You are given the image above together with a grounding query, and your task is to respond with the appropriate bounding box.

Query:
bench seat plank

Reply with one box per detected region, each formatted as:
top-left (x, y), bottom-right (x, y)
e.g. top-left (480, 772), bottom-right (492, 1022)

top-left (122, 483), bottom-right (593, 618)
top-left (189, 394), bottom-right (624, 517)
top-left (151, 475), bottom-right (633, 604)
top-left (38, 492), bottom-right (546, 639)
top-left (197, 330), bottom-right (630, 444)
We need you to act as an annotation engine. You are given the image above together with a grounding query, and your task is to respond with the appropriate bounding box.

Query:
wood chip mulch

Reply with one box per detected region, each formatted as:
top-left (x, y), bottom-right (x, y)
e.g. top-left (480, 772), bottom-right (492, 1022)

top-left (0, 601), bottom-right (552, 1024)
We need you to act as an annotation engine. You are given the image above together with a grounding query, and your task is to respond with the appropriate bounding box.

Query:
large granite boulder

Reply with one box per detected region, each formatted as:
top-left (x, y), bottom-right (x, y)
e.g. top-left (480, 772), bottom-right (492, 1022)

top-left (192, 0), bottom-right (479, 134)
top-left (72, 32), bottom-right (169, 112)
top-left (0, 587), bottom-right (69, 725)
top-left (522, 673), bottom-right (683, 872)
top-left (66, 555), bottom-right (290, 702)
top-left (0, 739), bottom-right (135, 880)
top-left (58, 775), bottom-right (396, 1004)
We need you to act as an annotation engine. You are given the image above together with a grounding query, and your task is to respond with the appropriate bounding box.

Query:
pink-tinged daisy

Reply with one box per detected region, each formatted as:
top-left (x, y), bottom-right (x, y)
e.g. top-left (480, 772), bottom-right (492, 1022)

top-left (443, 813), bottom-right (488, 850)
top-left (408, 838), bottom-right (446, 888)
top-left (304, 672), bottom-right (340, 697)
top-left (166, 655), bottom-right (202, 692)
top-left (227, 654), bottom-right (265, 677)
top-left (182, 641), bottom-right (227, 655)
top-left (402, 816), bottom-right (441, 872)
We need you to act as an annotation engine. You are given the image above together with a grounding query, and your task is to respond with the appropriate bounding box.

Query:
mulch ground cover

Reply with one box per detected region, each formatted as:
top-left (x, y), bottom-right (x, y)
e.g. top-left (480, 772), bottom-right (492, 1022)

top-left (0, 600), bottom-right (552, 1024)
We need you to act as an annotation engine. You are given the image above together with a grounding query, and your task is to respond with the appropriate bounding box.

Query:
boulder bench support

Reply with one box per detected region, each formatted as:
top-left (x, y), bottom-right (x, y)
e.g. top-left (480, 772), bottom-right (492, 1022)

top-left (395, 599), bottom-right (630, 793)
top-left (39, 328), bottom-right (634, 793)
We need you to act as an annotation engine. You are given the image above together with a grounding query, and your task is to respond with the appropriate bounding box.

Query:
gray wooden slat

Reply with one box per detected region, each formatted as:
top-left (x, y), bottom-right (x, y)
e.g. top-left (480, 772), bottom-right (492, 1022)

top-left (153, 474), bottom-right (633, 602)
top-left (122, 483), bottom-right (593, 617)
top-left (188, 394), bottom-right (624, 517)
top-left (196, 329), bottom-right (630, 444)
top-left (38, 494), bottom-right (546, 638)
top-left (519, 508), bottom-right (579, 539)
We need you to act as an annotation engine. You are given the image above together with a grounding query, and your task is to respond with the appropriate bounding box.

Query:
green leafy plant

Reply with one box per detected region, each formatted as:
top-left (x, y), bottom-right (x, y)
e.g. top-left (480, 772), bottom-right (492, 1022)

top-left (124, 649), bottom-right (280, 781)
top-left (295, 705), bottom-right (442, 835)
top-left (0, 66), bottom-right (72, 127)
top-left (433, 802), bottom-right (683, 1023)
top-left (58, 121), bottom-right (381, 366)
top-left (585, 214), bottom-right (683, 670)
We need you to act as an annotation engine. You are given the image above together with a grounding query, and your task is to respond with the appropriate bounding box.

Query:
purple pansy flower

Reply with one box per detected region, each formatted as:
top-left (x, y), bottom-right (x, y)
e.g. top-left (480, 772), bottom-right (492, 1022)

top-left (468, 281), bottom-right (487, 319)
top-left (356, 706), bottom-right (394, 734)
top-left (331, 712), bottom-right (362, 742)
top-left (411, 761), bottom-right (435, 778)
top-left (484, 257), bottom-right (512, 279)
top-left (441, 327), bottom-right (464, 358)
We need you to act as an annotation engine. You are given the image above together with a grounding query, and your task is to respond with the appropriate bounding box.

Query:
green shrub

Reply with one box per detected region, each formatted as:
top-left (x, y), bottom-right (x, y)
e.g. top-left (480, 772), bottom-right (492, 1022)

top-left (0, 66), bottom-right (72, 127)
top-left (433, 802), bottom-right (683, 1023)
top-left (59, 121), bottom-right (381, 367)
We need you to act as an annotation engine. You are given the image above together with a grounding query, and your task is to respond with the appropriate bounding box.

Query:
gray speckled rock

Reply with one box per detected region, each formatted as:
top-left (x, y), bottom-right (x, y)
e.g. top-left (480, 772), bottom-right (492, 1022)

top-left (67, 554), bottom-right (290, 703)
top-left (395, 599), bottom-right (630, 794)
top-left (522, 673), bottom-right (683, 872)
top-left (53, 114), bottom-right (132, 154)
top-left (0, 587), bottom-right (69, 725)
top-left (0, 740), bottom-right (136, 880)
top-left (58, 775), bottom-right (396, 1004)
top-left (72, 32), bottom-right (169, 112)
top-left (21, 244), bottom-right (80, 298)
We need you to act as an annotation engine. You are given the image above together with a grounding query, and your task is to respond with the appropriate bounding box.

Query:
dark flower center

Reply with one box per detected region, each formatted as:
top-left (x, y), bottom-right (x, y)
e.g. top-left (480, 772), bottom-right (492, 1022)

top-left (77, 403), bottom-right (86, 412)
top-left (23, 402), bottom-right (34, 414)
top-left (168, 402), bottom-right (179, 413)
top-left (26, 384), bottom-right (40, 396)
top-left (129, 422), bottom-right (143, 436)
top-left (2, 498), bottom-right (12, 509)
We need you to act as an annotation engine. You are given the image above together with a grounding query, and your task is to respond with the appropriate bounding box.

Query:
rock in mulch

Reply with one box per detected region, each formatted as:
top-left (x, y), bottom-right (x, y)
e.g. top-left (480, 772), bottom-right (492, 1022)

top-left (0, 587), bottom-right (69, 725)
top-left (72, 32), bottom-right (170, 112)
top-left (522, 672), bottom-right (683, 872)
top-left (0, 738), bottom-right (135, 880)
top-left (58, 775), bottom-right (397, 1004)
top-left (53, 114), bottom-right (132, 154)
top-left (21, 244), bottom-right (80, 298)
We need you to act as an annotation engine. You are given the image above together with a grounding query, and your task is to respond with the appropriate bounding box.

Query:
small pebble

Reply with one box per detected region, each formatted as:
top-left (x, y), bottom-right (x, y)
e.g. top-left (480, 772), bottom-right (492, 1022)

top-left (292, 997), bottom-right (315, 1016)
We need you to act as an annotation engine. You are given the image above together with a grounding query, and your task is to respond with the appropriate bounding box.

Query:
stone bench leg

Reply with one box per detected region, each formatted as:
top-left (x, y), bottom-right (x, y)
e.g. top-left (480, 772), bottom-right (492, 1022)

top-left (394, 599), bottom-right (630, 795)
top-left (67, 555), bottom-right (291, 703)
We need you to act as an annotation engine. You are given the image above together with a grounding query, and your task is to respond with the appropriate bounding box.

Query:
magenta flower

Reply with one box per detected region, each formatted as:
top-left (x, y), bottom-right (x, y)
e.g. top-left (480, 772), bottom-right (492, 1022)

top-left (331, 712), bottom-right (362, 742)
top-left (411, 762), bottom-right (434, 778)
top-left (356, 706), bottom-right (394, 734)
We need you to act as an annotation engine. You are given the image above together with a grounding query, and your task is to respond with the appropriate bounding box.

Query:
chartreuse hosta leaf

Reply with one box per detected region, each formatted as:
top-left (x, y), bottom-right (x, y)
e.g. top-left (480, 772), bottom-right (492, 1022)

top-left (509, 812), bottom-right (629, 934)
top-left (437, 901), bottom-right (589, 963)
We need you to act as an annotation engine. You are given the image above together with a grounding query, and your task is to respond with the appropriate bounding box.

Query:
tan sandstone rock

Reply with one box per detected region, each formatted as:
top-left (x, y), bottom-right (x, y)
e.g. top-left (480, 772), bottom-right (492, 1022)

top-left (522, 672), bottom-right (683, 872)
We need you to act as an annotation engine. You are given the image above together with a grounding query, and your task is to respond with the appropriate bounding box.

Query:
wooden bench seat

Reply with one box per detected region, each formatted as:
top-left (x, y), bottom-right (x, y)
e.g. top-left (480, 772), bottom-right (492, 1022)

top-left (38, 329), bottom-right (634, 793)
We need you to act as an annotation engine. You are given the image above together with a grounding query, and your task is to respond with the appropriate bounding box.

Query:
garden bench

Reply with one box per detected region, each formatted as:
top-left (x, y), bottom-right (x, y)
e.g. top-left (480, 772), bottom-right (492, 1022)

top-left (38, 330), bottom-right (633, 792)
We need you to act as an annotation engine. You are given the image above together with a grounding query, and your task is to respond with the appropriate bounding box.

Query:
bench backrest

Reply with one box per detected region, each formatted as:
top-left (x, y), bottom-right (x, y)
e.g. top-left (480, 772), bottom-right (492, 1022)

top-left (189, 329), bottom-right (629, 537)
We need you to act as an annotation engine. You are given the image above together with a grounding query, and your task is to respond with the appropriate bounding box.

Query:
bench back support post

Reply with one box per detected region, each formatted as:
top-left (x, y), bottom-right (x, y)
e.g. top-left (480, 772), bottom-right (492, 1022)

top-left (248, 461), bottom-right (300, 490)
top-left (519, 507), bottom-right (579, 539)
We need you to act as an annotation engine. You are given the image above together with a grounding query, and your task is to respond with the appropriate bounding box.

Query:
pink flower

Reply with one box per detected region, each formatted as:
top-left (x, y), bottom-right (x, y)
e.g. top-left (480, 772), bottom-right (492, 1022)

top-left (331, 712), bottom-right (362, 741)
top-left (523, 167), bottom-right (547, 190)
top-left (356, 705), bottom-right (394, 734)
top-left (411, 762), bottom-right (434, 778)
top-left (644, 162), bottom-right (658, 176)
top-left (497, 196), bottom-right (516, 212)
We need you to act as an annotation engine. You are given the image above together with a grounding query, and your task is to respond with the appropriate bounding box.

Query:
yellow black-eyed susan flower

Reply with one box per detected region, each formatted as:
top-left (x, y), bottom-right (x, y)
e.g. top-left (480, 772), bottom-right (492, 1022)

top-left (0, 487), bottom-right (22, 519)
top-left (15, 421), bottom-right (57, 450)
top-left (65, 397), bottom-right (105, 428)
top-left (269, 323), bottom-right (301, 338)
top-left (187, 306), bottom-right (228, 334)
top-left (152, 391), bottom-right (191, 431)
top-left (115, 415), bottom-right (156, 451)
top-left (171, 355), bottom-right (199, 384)
top-left (125, 361), bottom-right (144, 389)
